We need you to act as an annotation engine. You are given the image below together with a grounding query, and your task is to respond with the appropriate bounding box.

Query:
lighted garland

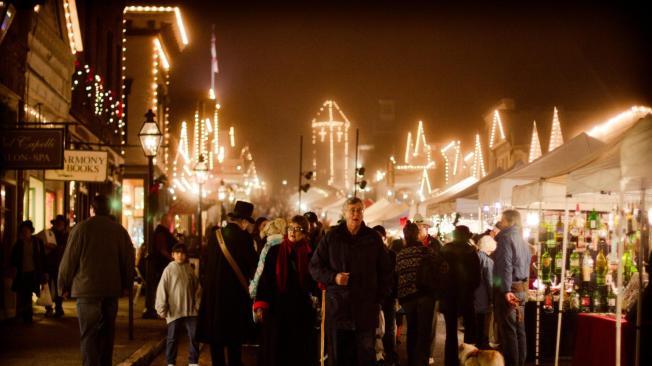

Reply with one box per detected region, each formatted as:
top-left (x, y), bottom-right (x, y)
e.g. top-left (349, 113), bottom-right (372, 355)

top-left (71, 62), bottom-right (126, 144)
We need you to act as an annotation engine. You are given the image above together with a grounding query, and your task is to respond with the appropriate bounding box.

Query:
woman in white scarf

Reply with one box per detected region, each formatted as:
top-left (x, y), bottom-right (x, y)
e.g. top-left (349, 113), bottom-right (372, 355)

top-left (249, 218), bottom-right (287, 300)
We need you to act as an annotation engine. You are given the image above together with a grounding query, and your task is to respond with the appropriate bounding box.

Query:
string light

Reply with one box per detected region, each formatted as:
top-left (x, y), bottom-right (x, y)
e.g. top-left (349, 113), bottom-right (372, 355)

top-left (548, 106), bottom-right (563, 152)
top-left (63, 0), bottom-right (83, 54)
top-left (404, 132), bottom-right (412, 163)
top-left (229, 126), bottom-right (235, 147)
top-left (472, 133), bottom-right (486, 179)
top-left (193, 110), bottom-right (200, 160)
top-left (529, 121), bottom-right (542, 162)
top-left (154, 38), bottom-right (170, 70)
top-left (123, 6), bottom-right (189, 46)
top-left (311, 100), bottom-right (351, 188)
top-left (489, 110), bottom-right (506, 149)
top-left (587, 105), bottom-right (652, 139)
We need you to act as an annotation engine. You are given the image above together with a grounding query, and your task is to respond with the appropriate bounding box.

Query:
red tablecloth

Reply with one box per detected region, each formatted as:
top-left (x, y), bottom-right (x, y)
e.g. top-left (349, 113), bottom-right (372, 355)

top-left (572, 313), bottom-right (634, 366)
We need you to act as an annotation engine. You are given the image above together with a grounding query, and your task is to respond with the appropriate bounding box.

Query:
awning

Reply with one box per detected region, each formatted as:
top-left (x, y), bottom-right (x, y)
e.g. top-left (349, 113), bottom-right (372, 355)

top-left (479, 133), bottom-right (605, 206)
top-left (364, 199), bottom-right (409, 226)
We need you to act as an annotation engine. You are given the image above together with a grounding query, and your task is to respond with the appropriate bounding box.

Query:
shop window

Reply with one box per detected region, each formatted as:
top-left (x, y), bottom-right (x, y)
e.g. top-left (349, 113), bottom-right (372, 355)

top-left (122, 179), bottom-right (144, 248)
top-left (45, 191), bottom-right (56, 227)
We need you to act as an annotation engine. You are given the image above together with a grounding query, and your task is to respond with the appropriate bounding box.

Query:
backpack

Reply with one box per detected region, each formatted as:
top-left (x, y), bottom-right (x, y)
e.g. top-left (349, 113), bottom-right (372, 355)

top-left (416, 250), bottom-right (449, 298)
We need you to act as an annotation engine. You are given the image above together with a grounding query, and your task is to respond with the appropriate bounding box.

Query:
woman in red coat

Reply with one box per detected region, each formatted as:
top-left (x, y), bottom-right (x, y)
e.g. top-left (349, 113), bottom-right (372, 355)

top-left (253, 215), bottom-right (318, 366)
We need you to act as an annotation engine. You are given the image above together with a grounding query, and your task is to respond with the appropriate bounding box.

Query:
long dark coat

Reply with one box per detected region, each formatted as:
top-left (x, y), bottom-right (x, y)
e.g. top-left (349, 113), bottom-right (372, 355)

top-left (196, 223), bottom-right (258, 344)
top-left (11, 237), bottom-right (46, 294)
top-left (309, 222), bottom-right (393, 331)
top-left (439, 240), bottom-right (481, 314)
top-left (256, 243), bottom-right (318, 366)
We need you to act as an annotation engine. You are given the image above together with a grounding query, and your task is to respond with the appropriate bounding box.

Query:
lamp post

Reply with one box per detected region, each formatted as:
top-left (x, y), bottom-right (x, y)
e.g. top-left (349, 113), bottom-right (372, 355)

top-left (194, 154), bottom-right (209, 247)
top-left (139, 109), bottom-right (162, 319)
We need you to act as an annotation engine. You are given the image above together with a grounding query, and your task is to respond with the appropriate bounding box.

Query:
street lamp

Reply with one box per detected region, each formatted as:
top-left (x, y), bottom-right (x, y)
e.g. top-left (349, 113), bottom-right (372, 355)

top-left (139, 109), bottom-right (162, 319)
top-left (194, 154), bottom-right (209, 248)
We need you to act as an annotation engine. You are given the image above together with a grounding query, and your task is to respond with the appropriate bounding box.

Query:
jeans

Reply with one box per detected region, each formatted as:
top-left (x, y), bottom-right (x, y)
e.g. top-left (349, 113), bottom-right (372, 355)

top-left (210, 342), bottom-right (243, 366)
top-left (76, 297), bottom-right (118, 366)
top-left (495, 291), bottom-right (527, 366)
top-left (382, 299), bottom-right (398, 364)
top-left (443, 305), bottom-right (476, 366)
top-left (166, 316), bottom-right (199, 364)
top-left (330, 328), bottom-right (376, 366)
top-left (402, 296), bottom-right (435, 366)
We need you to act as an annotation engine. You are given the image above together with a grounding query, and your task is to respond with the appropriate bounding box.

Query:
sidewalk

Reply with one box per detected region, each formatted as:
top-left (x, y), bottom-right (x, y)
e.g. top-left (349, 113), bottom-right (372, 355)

top-left (0, 296), bottom-right (166, 366)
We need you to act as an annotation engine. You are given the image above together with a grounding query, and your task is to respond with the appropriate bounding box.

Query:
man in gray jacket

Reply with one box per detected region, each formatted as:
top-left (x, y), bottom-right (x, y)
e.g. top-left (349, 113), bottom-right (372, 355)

top-left (58, 195), bottom-right (135, 366)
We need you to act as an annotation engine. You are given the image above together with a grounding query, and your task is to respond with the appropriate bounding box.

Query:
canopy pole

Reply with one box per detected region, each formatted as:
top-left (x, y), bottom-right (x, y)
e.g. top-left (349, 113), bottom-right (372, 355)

top-left (615, 189), bottom-right (625, 366)
top-left (634, 184), bottom-right (646, 366)
top-left (535, 180), bottom-right (543, 366)
top-left (554, 195), bottom-right (570, 366)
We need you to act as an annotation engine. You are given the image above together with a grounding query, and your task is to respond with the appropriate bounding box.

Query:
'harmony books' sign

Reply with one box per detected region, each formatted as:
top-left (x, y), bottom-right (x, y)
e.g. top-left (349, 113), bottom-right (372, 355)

top-left (45, 150), bottom-right (108, 182)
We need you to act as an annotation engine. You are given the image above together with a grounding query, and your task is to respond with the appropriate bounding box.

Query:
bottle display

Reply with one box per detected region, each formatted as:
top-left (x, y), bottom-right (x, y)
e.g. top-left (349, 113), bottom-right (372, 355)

top-left (569, 250), bottom-right (580, 276)
top-left (579, 282), bottom-right (591, 313)
top-left (554, 249), bottom-right (563, 277)
top-left (595, 249), bottom-right (607, 286)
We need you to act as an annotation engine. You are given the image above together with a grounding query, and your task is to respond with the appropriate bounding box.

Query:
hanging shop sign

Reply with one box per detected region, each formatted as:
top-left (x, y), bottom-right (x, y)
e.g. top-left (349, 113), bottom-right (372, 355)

top-left (45, 150), bottom-right (108, 182)
top-left (0, 128), bottom-right (64, 169)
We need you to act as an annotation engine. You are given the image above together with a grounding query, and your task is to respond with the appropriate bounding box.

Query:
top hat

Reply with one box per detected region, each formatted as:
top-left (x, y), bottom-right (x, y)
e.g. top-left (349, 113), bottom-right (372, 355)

top-left (50, 214), bottom-right (68, 226)
top-left (19, 220), bottom-right (35, 233)
top-left (227, 201), bottom-right (255, 224)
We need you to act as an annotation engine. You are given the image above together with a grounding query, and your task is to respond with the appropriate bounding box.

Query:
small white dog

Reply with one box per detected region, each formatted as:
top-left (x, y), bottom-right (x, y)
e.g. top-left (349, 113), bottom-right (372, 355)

top-left (458, 343), bottom-right (505, 366)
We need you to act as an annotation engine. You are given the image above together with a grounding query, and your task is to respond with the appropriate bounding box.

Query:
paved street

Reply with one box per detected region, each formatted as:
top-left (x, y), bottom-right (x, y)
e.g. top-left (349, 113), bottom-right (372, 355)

top-left (0, 297), bottom-right (166, 366)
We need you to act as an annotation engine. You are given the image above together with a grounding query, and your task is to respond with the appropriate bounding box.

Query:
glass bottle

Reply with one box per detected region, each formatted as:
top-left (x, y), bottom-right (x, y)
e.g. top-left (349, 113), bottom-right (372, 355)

top-left (606, 277), bottom-right (616, 313)
top-left (595, 249), bottom-right (607, 286)
top-left (592, 287), bottom-right (603, 312)
top-left (580, 282), bottom-right (592, 313)
top-left (555, 214), bottom-right (564, 244)
top-left (588, 209), bottom-right (599, 230)
top-left (543, 285), bottom-right (554, 313)
top-left (546, 221), bottom-right (557, 249)
top-left (581, 251), bottom-right (594, 283)
top-left (570, 284), bottom-right (581, 312)
top-left (555, 249), bottom-right (563, 277)
top-left (570, 249), bottom-right (580, 276)
top-left (542, 248), bottom-right (552, 284)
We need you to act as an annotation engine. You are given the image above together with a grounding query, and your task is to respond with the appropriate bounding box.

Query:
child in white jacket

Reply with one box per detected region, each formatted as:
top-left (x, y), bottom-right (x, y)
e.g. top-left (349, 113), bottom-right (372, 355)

top-left (155, 243), bottom-right (200, 366)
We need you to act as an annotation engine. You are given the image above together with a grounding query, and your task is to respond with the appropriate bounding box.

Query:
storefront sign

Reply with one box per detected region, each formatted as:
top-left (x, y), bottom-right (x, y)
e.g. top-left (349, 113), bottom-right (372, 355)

top-left (45, 150), bottom-right (108, 182)
top-left (0, 128), bottom-right (64, 169)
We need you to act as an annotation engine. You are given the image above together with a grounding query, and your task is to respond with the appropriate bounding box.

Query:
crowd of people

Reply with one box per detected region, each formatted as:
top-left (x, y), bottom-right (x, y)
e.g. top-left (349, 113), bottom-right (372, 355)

top-left (10, 194), bottom-right (541, 366)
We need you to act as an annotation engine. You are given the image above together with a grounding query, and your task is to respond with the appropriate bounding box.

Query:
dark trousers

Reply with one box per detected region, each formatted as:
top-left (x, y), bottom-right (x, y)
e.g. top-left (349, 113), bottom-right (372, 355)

top-left (76, 297), bottom-right (118, 366)
top-left (166, 316), bottom-right (199, 364)
top-left (330, 328), bottom-right (375, 366)
top-left (495, 291), bottom-right (527, 366)
top-left (210, 342), bottom-right (243, 366)
top-left (16, 279), bottom-right (35, 322)
top-left (475, 312), bottom-right (489, 349)
top-left (402, 296), bottom-right (435, 366)
top-left (382, 299), bottom-right (398, 365)
top-left (443, 306), bottom-right (476, 366)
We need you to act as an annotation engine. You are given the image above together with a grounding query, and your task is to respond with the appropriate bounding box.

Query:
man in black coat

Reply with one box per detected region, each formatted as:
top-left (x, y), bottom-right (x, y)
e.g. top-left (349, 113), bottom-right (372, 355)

top-left (310, 197), bottom-right (394, 366)
top-left (440, 225), bottom-right (481, 366)
top-left (196, 201), bottom-right (258, 366)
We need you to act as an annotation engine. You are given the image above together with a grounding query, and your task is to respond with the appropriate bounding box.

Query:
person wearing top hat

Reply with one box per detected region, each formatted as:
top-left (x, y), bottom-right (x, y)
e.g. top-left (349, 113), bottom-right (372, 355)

top-left (36, 214), bottom-right (69, 317)
top-left (11, 220), bottom-right (47, 323)
top-left (196, 200), bottom-right (259, 366)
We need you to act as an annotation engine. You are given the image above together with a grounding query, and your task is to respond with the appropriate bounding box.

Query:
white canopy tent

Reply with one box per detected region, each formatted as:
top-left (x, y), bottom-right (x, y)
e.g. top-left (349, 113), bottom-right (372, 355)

top-left (549, 116), bottom-right (652, 366)
top-left (512, 179), bottom-right (619, 211)
top-left (479, 133), bottom-right (605, 207)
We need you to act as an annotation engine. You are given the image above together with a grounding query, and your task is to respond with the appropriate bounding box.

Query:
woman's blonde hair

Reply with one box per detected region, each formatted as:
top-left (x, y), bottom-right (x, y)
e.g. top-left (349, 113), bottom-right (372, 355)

top-left (261, 218), bottom-right (287, 238)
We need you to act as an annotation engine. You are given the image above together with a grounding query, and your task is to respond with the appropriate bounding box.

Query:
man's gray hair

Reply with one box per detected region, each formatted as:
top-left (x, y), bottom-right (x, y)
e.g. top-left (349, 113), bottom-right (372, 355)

top-left (342, 196), bottom-right (364, 212)
top-left (502, 209), bottom-right (522, 228)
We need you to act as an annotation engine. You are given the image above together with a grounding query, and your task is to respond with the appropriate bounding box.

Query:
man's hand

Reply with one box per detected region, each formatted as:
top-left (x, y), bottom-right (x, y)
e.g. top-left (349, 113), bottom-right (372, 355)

top-left (255, 308), bottom-right (265, 323)
top-left (335, 272), bottom-right (350, 286)
top-left (505, 292), bottom-right (519, 307)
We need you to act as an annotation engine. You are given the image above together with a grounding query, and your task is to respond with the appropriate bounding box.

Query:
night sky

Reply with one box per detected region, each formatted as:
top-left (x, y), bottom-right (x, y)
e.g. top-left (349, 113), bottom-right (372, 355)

top-left (166, 2), bottom-right (651, 192)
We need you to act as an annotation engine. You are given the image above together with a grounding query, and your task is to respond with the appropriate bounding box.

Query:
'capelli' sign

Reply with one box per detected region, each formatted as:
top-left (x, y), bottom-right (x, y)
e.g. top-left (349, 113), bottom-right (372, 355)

top-left (45, 150), bottom-right (108, 182)
top-left (0, 129), bottom-right (64, 169)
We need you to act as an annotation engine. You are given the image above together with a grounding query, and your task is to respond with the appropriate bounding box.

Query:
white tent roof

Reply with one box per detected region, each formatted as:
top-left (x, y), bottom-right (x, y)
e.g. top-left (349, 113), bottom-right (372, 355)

top-left (364, 198), bottom-right (409, 227)
top-left (479, 133), bottom-right (605, 206)
top-left (512, 180), bottom-right (618, 211)
top-left (568, 116), bottom-right (652, 195)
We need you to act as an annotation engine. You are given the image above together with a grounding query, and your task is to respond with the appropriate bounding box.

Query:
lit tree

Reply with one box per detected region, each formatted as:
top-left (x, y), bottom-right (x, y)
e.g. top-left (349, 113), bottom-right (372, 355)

top-left (548, 106), bottom-right (564, 152)
top-left (529, 121), bottom-right (542, 162)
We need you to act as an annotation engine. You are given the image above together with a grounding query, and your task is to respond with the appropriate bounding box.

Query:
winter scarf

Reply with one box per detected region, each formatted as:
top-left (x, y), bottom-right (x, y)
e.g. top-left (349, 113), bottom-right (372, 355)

top-left (249, 234), bottom-right (283, 298)
top-left (276, 237), bottom-right (312, 293)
